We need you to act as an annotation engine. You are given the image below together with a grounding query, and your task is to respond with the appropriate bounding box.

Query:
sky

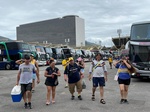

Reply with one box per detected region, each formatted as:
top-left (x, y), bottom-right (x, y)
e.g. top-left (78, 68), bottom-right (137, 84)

top-left (0, 0), bottom-right (150, 47)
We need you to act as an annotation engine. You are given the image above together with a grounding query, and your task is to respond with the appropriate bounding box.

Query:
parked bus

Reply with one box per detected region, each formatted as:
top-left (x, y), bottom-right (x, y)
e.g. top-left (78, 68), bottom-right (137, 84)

top-left (55, 48), bottom-right (72, 63)
top-left (0, 41), bottom-right (32, 70)
top-left (129, 21), bottom-right (150, 78)
top-left (35, 46), bottom-right (46, 66)
top-left (44, 47), bottom-right (53, 65)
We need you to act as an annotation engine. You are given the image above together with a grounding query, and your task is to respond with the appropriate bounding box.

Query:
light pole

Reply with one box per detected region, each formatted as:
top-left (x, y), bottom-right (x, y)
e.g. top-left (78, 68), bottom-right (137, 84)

top-left (117, 29), bottom-right (122, 48)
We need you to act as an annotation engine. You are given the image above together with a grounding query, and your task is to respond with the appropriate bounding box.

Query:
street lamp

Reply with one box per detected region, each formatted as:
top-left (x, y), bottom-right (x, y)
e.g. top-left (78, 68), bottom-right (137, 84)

top-left (117, 29), bottom-right (122, 48)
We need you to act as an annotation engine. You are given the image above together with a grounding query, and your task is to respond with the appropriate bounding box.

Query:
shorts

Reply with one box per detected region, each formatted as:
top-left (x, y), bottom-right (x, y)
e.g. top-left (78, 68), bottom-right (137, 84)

top-left (32, 73), bottom-right (36, 80)
top-left (45, 79), bottom-right (58, 87)
top-left (92, 77), bottom-right (105, 87)
top-left (118, 78), bottom-right (131, 85)
top-left (69, 80), bottom-right (82, 94)
top-left (21, 83), bottom-right (32, 95)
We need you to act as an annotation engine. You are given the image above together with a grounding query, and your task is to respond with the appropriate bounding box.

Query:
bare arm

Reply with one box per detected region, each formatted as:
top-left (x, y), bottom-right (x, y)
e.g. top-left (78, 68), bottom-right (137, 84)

top-left (56, 70), bottom-right (61, 76)
top-left (35, 61), bottom-right (39, 73)
top-left (16, 71), bottom-right (21, 85)
top-left (123, 60), bottom-right (131, 69)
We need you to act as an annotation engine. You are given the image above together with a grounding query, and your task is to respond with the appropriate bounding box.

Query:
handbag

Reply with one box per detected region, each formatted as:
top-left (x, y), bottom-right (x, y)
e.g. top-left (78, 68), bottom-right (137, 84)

top-left (114, 71), bottom-right (118, 81)
top-left (114, 64), bottom-right (121, 81)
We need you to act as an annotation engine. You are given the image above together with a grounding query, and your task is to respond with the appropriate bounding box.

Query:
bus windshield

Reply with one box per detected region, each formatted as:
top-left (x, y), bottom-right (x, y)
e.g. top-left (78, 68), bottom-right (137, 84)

top-left (131, 23), bottom-right (150, 40)
top-left (130, 45), bottom-right (150, 65)
top-left (6, 42), bottom-right (30, 51)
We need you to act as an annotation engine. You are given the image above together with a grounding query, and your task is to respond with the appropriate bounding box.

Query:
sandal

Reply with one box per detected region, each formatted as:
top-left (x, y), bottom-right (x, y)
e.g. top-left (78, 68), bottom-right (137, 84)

top-left (52, 100), bottom-right (55, 104)
top-left (100, 99), bottom-right (106, 104)
top-left (91, 95), bottom-right (95, 101)
top-left (46, 101), bottom-right (50, 105)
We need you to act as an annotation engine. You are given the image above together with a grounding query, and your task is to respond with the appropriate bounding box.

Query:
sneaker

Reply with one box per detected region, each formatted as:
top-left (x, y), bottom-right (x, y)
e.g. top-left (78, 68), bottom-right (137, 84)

top-left (28, 102), bottom-right (32, 109)
top-left (91, 95), bottom-right (95, 101)
top-left (124, 99), bottom-right (129, 104)
top-left (65, 84), bottom-right (68, 88)
top-left (120, 99), bottom-right (124, 104)
top-left (78, 95), bottom-right (82, 100)
top-left (100, 99), bottom-right (106, 104)
top-left (71, 95), bottom-right (75, 100)
top-left (24, 103), bottom-right (28, 109)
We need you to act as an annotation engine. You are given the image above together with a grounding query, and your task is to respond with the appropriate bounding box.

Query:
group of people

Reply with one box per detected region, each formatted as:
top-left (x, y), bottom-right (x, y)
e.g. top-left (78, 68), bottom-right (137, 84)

top-left (16, 52), bottom-right (134, 109)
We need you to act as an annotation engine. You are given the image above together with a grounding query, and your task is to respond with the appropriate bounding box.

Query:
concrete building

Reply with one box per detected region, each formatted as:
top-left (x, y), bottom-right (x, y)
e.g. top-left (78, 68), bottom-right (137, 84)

top-left (17, 15), bottom-right (85, 47)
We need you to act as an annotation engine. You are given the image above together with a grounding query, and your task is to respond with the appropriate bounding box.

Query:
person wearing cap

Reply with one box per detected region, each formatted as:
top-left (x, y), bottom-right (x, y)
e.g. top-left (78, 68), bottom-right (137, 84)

top-left (64, 57), bottom-right (84, 100)
top-left (77, 57), bottom-right (86, 89)
top-left (30, 54), bottom-right (39, 92)
top-left (88, 53), bottom-right (108, 104)
top-left (44, 58), bottom-right (61, 105)
top-left (62, 57), bottom-right (70, 88)
top-left (16, 54), bottom-right (40, 109)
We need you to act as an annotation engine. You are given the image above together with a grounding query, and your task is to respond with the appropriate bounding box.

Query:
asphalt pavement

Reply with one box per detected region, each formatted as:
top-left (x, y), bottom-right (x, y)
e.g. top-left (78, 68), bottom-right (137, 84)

top-left (0, 61), bottom-right (150, 112)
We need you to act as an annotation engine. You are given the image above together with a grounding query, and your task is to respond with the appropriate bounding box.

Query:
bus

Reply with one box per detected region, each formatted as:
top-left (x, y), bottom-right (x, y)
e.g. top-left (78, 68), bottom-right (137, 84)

top-left (35, 46), bottom-right (47, 66)
top-left (55, 48), bottom-right (72, 63)
top-left (129, 21), bottom-right (150, 78)
top-left (44, 47), bottom-right (53, 65)
top-left (0, 41), bottom-right (32, 70)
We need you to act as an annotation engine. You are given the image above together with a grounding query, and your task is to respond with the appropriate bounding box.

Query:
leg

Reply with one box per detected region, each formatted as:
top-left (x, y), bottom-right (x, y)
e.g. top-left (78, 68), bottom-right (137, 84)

top-left (46, 86), bottom-right (52, 103)
top-left (69, 83), bottom-right (75, 100)
top-left (99, 86), bottom-right (104, 99)
top-left (92, 77), bottom-right (98, 101)
top-left (32, 73), bottom-right (36, 91)
top-left (76, 80), bottom-right (83, 100)
top-left (26, 83), bottom-right (33, 109)
top-left (124, 85), bottom-right (129, 99)
top-left (52, 86), bottom-right (56, 103)
top-left (119, 84), bottom-right (125, 99)
top-left (32, 79), bottom-right (35, 91)
top-left (21, 84), bottom-right (28, 108)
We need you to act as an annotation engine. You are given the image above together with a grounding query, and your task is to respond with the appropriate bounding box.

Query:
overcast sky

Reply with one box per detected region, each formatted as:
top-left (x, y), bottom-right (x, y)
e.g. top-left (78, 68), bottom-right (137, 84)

top-left (0, 0), bottom-right (150, 46)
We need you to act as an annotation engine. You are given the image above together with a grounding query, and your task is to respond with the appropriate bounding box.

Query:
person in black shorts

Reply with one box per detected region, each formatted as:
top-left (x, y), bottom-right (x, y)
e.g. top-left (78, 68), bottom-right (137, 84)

top-left (16, 54), bottom-right (40, 109)
top-left (44, 58), bottom-right (61, 105)
top-left (113, 56), bottom-right (132, 104)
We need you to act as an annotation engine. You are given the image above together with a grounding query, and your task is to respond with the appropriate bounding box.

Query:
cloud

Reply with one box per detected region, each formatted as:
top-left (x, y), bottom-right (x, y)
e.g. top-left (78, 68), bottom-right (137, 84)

top-left (0, 0), bottom-right (150, 47)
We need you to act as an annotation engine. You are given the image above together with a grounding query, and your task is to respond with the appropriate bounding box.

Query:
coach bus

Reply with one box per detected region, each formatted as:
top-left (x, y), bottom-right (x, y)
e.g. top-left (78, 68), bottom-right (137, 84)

top-left (35, 46), bottom-right (47, 66)
top-left (0, 41), bottom-right (32, 70)
top-left (129, 21), bottom-right (150, 78)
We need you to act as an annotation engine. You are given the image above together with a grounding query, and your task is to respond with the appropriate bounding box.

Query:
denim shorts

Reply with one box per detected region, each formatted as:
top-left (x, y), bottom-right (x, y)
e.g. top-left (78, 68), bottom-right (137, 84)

top-left (32, 73), bottom-right (36, 80)
top-left (92, 77), bottom-right (105, 87)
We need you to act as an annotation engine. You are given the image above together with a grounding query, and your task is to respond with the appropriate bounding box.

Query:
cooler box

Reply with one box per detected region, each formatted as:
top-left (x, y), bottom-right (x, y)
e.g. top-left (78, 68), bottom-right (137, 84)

top-left (11, 85), bottom-right (22, 102)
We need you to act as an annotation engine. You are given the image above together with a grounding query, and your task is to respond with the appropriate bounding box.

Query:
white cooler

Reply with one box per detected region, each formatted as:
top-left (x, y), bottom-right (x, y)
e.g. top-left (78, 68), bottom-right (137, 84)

top-left (11, 85), bottom-right (22, 102)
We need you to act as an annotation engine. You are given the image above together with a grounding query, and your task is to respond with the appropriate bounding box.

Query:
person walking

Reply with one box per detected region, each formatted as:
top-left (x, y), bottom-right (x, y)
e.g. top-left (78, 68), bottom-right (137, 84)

top-left (77, 57), bottom-right (86, 89)
top-left (16, 54), bottom-right (40, 109)
top-left (108, 55), bottom-right (113, 69)
top-left (62, 57), bottom-right (70, 88)
top-left (64, 57), bottom-right (83, 100)
top-left (113, 56), bottom-right (132, 104)
top-left (44, 58), bottom-right (61, 105)
top-left (30, 54), bottom-right (39, 92)
top-left (88, 53), bottom-right (108, 104)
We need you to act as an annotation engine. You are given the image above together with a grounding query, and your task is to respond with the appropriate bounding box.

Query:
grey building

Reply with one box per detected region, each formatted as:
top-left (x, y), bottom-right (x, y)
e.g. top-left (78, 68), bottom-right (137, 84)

top-left (17, 15), bottom-right (85, 47)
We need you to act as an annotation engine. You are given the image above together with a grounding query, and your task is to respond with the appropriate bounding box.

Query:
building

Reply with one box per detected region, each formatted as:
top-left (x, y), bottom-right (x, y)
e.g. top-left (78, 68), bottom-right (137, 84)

top-left (112, 36), bottom-right (130, 49)
top-left (17, 15), bottom-right (85, 47)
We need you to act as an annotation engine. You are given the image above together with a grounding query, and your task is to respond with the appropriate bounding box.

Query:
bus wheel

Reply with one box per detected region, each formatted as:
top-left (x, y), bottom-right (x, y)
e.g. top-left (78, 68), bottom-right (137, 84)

top-left (5, 64), bottom-right (11, 70)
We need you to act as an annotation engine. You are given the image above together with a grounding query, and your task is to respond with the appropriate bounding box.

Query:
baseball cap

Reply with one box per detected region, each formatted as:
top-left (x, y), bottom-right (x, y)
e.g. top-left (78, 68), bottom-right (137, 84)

top-left (77, 57), bottom-right (82, 61)
top-left (24, 54), bottom-right (30, 60)
top-left (30, 54), bottom-right (34, 57)
top-left (69, 57), bottom-right (74, 61)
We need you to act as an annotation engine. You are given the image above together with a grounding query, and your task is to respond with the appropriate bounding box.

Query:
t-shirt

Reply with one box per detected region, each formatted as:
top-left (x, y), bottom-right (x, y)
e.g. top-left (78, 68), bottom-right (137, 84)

top-left (19, 63), bottom-right (36, 84)
top-left (116, 63), bottom-right (130, 79)
top-left (64, 63), bottom-right (81, 84)
top-left (89, 60), bottom-right (107, 77)
top-left (62, 59), bottom-right (69, 70)
top-left (45, 67), bottom-right (59, 83)
top-left (108, 57), bottom-right (113, 63)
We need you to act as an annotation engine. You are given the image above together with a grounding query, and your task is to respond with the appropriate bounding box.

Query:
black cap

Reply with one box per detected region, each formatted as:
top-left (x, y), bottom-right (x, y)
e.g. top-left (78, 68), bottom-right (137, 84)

top-left (24, 54), bottom-right (30, 60)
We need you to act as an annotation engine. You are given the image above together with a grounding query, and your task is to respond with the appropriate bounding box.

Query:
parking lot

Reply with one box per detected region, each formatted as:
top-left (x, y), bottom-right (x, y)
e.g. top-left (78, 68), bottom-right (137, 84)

top-left (0, 61), bottom-right (150, 112)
